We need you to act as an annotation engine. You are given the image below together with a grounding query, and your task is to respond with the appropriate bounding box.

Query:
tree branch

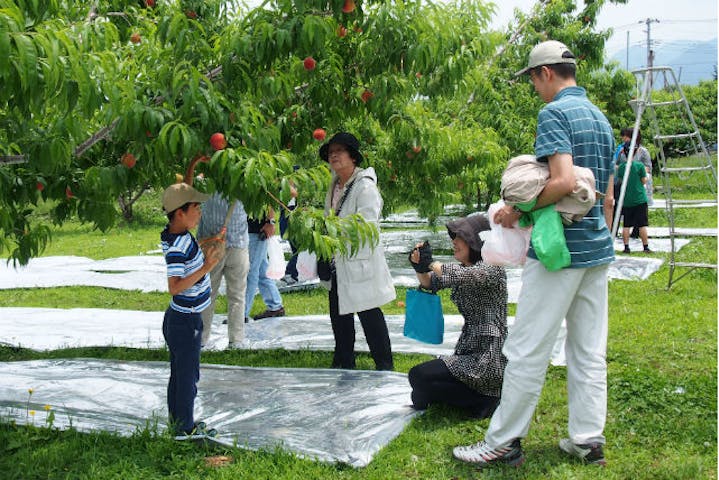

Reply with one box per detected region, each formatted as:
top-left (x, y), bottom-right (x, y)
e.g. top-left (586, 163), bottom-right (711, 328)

top-left (0, 155), bottom-right (28, 165)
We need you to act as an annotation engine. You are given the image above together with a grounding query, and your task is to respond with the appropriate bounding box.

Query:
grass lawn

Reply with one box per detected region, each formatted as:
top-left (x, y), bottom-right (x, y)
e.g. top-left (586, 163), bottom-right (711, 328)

top-left (0, 176), bottom-right (716, 479)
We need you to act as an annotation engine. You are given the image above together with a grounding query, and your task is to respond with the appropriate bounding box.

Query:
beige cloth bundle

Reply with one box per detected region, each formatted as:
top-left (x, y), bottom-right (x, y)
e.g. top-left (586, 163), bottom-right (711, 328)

top-left (500, 154), bottom-right (596, 225)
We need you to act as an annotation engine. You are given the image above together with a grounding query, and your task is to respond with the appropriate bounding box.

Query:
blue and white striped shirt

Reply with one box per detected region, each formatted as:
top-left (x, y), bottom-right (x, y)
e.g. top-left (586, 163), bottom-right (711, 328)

top-left (533, 86), bottom-right (615, 268)
top-left (160, 227), bottom-right (212, 313)
top-left (197, 193), bottom-right (249, 249)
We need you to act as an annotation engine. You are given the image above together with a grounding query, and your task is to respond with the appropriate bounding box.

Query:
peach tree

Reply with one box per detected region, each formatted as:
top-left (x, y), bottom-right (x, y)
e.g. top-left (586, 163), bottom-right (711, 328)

top-left (1, 0), bottom-right (631, 264)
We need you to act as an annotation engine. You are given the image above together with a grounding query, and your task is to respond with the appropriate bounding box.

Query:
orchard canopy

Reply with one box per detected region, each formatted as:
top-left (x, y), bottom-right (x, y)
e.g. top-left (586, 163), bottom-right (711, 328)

top-left (1, 0), bottom-right (640, 265)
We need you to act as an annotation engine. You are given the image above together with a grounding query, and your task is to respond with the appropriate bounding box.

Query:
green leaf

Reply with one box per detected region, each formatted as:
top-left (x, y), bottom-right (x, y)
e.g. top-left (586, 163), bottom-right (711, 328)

top-left (12, 32), bottom-right (38, 93)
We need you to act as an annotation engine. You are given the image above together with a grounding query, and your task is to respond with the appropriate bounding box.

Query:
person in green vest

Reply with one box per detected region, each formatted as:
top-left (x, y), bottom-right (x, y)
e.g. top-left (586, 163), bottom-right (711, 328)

top-left (616, 135), bottom-right (652, 253)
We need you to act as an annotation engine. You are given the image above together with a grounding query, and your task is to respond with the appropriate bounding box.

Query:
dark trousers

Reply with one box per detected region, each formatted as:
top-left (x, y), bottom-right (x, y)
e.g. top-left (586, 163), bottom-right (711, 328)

top-left (162, 307), bottom-right (202, 434)
top-left (284, 244), bottom-right (299, 280)
top-left (280, 208), bottom-right (299, 280)
top-left (329, 274), bottom-right (394, 370)
top-left (408, 358), bottom-right (499, 417)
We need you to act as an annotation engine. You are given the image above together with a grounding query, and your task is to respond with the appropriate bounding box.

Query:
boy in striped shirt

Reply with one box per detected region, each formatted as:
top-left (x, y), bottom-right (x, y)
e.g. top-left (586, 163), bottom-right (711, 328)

top-left (160, 182), bottom-right (221, 440)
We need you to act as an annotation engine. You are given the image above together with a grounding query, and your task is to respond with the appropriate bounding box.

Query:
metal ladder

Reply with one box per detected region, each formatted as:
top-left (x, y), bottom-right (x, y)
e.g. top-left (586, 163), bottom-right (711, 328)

top-left (628, 66), bottom-right (717, 288)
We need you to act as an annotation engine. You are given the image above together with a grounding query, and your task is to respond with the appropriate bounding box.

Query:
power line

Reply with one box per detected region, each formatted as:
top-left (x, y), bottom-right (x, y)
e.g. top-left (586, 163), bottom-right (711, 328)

top-left (609, 18), bottom-right (717, 31)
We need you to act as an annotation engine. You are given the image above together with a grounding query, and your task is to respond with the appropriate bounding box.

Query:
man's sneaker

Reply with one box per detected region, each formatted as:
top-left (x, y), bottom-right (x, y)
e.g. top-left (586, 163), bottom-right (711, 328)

top-left (643, 246), bottom-right (653, 253)
top-left (253, 307), bottom-right (286, 320)
top-left (452, 439), bottom-right (524, 467)
top-left (623, 245), bottom-right (630, 254)
top-left (559, 439), bottom-right (606, 466)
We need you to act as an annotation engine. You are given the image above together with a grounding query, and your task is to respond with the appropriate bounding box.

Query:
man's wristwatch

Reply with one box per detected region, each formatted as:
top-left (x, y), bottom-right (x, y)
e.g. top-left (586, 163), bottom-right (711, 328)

top-left (268, 219), bottom-right (276, 225)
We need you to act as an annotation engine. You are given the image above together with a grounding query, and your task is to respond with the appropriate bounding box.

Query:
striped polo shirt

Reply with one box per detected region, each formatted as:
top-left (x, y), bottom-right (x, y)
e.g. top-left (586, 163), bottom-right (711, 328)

top-left (160, 226), bottom-right (211, 313)
top-left (532, 86), bottom-right (615, 268)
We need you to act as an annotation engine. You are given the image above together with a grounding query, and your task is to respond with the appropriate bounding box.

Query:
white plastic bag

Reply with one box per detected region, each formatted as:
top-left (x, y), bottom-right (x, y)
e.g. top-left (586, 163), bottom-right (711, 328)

top-left (481, 200), bottom-right (532, 267)
top-left (296, 250), bottom-right (318, 281)
top-left (266, 235), bottom-right (287, 280)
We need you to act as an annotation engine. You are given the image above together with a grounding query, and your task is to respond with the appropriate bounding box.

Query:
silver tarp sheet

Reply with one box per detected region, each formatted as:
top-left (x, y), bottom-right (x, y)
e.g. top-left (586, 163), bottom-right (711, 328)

top-left (0, 253), bottom-right (666, 296)
top-left (0, 310), bottom-right (461, 354)
top-left (0, 311), bottom-right (569, 366)
top-left (0, 358), bottom-right (418, 467)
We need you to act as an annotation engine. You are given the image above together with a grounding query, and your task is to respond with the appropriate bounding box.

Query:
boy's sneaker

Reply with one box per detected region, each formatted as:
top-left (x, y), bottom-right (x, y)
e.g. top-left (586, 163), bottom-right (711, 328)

top-left (453, 439), bottom-right (524, 467)
top-left (174, 421), bottom-right (217, 441)
top-left (559, 439), bottom-right (606, 466)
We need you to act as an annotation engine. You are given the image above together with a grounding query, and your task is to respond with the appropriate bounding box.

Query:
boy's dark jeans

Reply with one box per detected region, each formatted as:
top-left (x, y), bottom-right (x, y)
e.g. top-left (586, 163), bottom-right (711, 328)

top-left (163, 308), bottom-right (202, 434)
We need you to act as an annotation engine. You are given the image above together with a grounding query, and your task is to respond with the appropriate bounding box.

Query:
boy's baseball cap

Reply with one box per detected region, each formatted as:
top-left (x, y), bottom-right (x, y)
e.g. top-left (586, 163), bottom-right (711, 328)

top-left (162, 183), bottom-right (210, 213)
top-left (515, 40), bottom-right (576, 77)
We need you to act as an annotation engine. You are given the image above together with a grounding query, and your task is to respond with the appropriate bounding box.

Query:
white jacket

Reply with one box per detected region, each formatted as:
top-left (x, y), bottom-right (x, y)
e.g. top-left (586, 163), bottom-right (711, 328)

top-left (323, 167), bottom-right (396, 315)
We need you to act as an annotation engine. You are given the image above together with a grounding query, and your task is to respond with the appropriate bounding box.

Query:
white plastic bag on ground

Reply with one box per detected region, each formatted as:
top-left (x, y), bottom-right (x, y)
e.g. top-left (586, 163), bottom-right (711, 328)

top-left (296, 251), bottom-right (318, 281)
top-left (481, 200), bottom-right (532, 267)
top-left (266, 235), bottom-right (287, 280)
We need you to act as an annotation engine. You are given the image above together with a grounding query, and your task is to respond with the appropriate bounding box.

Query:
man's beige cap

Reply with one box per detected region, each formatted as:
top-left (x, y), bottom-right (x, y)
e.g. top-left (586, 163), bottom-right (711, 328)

top-left (515, 40), bottom-right (576, 77)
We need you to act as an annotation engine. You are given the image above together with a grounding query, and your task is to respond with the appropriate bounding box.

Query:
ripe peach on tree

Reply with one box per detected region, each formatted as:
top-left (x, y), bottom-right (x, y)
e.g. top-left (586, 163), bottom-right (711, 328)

top-left (210, 133), bottom-right (227, 151)
top-left (121, 153), bottom-right (137, 168)
top-left (303, 56), bottom-right (316, 71)
top-left (313, 128), bottom-right (326, 141)
top-left (342, 0), bottom-right (356, 14)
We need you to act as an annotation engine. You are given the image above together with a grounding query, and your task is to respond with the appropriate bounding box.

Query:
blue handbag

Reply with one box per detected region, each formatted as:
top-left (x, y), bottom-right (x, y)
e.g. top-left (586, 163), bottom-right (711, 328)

top-left (403, 288), bottom-right (444, 344)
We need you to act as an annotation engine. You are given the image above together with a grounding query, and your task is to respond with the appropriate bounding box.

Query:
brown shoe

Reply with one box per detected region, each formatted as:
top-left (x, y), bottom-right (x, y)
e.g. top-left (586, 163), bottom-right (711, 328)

top-left (253, 307), bottom-right (285, 320)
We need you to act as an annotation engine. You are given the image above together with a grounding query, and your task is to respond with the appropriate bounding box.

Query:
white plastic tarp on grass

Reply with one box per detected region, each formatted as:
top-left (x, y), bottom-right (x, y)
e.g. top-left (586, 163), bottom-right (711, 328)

top-left (0, 309), bottom-right (461, 354)
top-left (0, 255), bottom-right (168, 292)
top-left (644, 226), bottom-right (717, 237)
top-left (612, 237), bottom-right (690, 252)
top-left (0, 358), bottom-right (418, 467)
top-left (0, 254), bottom-right (664, 300)
top-left (0, 310), bottom-right (569, 366)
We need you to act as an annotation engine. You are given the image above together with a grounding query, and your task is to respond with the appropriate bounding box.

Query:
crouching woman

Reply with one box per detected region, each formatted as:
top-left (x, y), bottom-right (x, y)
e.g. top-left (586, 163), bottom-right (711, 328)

top-left (408, 214), bottom-right (508, 417)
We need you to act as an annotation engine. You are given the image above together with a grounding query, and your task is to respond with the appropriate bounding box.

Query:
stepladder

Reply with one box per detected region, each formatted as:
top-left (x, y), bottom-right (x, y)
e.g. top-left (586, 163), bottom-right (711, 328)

top-left (620, 66), bottom-right (717, 288)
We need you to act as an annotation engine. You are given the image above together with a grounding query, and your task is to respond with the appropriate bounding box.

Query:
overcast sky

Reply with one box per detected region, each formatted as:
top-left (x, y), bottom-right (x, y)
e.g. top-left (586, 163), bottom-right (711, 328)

top-left (488, 0), bottom-right (718, 56)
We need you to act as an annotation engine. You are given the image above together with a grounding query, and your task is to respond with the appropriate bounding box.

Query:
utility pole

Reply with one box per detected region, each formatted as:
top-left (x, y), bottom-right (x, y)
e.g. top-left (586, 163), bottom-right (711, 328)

top-left (641, 18), bottom-right (660, 87)
top-left (626, 31), bottom-right (630, 70)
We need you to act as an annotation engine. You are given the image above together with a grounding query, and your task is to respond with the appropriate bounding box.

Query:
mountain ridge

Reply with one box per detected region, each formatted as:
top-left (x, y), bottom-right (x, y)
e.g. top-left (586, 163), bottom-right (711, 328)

top-left (608, 38), bottom-right (717, 85)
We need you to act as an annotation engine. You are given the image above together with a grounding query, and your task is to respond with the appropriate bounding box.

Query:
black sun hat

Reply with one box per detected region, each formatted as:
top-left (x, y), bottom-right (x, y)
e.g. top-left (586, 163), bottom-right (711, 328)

top-left (319, 132), bottom-right (364, 165)
top-left (446, 213), bottom-right (491, 256)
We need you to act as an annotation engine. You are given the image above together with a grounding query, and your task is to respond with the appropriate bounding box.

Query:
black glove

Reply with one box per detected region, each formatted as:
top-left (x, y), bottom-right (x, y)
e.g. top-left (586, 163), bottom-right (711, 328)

top-left (409, 241), bottom-right (433, 273)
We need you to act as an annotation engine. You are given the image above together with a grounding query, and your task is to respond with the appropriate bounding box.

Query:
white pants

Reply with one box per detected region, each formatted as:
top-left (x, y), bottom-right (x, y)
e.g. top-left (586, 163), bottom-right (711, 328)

top-left (485, 258), bottom-right (608, 447)
top-left (201, 247), bottom-right (250, 345)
